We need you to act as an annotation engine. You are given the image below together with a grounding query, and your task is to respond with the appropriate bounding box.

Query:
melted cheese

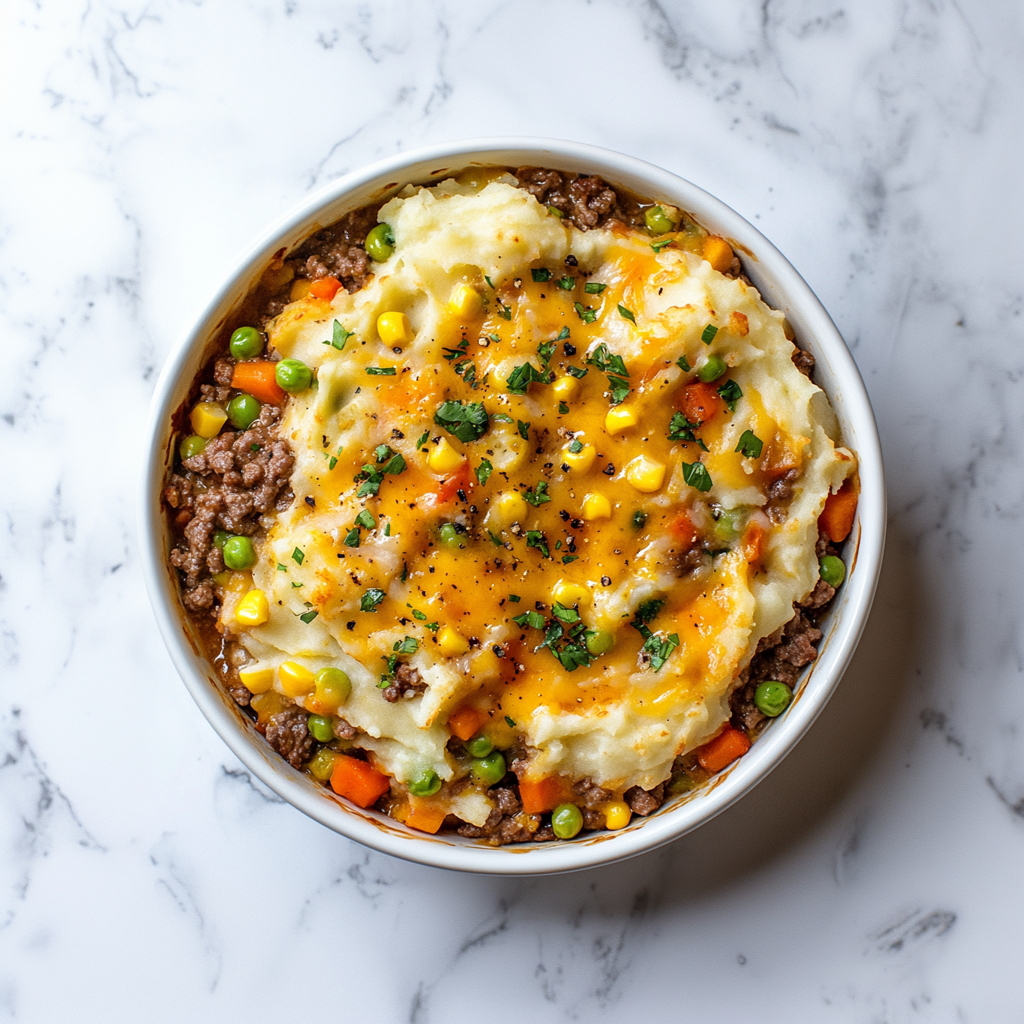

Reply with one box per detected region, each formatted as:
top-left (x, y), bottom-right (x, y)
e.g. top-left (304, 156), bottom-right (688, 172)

top-left (233, 177), bottom-right (855, 794)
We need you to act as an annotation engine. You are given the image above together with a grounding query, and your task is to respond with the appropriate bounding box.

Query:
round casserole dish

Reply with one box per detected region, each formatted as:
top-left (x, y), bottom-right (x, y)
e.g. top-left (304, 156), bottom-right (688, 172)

top-left (140, 138), bottom-right (885, 874)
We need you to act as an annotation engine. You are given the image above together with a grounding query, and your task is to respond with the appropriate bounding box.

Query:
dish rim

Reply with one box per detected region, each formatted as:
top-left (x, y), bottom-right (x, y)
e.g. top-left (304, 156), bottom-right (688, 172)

top-left (139, 137), bottom-right (886, 875)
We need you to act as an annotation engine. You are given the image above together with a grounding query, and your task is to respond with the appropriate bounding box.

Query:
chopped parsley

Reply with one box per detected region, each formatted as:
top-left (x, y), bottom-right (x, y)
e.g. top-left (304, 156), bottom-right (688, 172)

top-left (326, 320), bottom-right (353, 351)
top-left (416, 430), bottom-right (430, 450)
top-left (524, 480), bottom-right (551, 506)
top-left (558, 401), bottom-right (570, 414)
top-left (557, 327), bottom-right (570, 341)
top-left (517, 419), bottom-right (530, 440)
top-left (568, 438), bottom-right (584, 454)
top-left (366, 366), bottom-right (396, 375)
top-left (355, 509), bottom-right (376, 530)
top-left (651, 238), bottom-right (674, 253)
top-left (344, 528), bottom-right (360, 547)
top-left (433, 400), bottom-right (489, 443)
top-left (701, 324), bottom-right (719, 344)
top-left (496, 300), bottom-right (512, 321)
top-left (677, 354), bottom-right (691, 372)
top-left (629, 600), bottom-right (678, 671)
top-left (584, 282), bottom-right (606, 294)
top-left (681, 460), bottom-right (714, 492)
top-left (291, 547), bottom-right (305, 565)
top-left (360, 588), bottom-right (386, 612)
top-left (484, 275), bottom-right (495, 288)
top-left (492, 412), bottom-right (513, 423)
top-left (394, 636), bottom-right (418, 655)
top-left (299, 609), bottom-right (319, 624)
top-left (505, 716), bottom-right (516, 728)
top-left (574, 302), bottom-right (597, 324)
top-left (328, 456), bottom-right (338, 470)
top-left (735, 429), bottom-right (763, 459)
top-left (513, 609), bottom-right (546, 629)
top-left (586, 344), bottom-right (631, 405)
top-left (488, 530), bottom-right (503, 546)
top-left (505, 362), bottom-right (549, 395)
top-left (717, 379), bottom-right (743, 412)
top-left (277, 563), bottom-right (288, 572)
top-left (525, 530), bottom-right (550, 558)
top-left (408, 606), bottom-right (427, 621)
top-left (561, 554), bottom-right (579, 564)
top-left (508, 594), bottom-right (521, 603)
top-left (532, 268), bottom-right (551, 282)
top-left (476, 459), bottom-right (493, 486)
top-left (565, 365), bottom-right (589, 380)
top-left (617, 304), bottom-right (636, 324)
top-left (537, 340), bottom-right (556, 365)
top-left (558, 276), bottom-right (575, 290)
top-left (667, 412), bottom-right (709, 451)
top-left (631, 509), bottom-right (648, 529)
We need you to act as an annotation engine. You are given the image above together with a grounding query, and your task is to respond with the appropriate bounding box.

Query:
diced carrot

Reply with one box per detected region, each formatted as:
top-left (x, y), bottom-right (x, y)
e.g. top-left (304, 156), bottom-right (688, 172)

top-left (428, 463), bottom-right (473, 507)
top-left (669, 511), bottom-right (698, 549)
top-left (679, 382), bottom-right (722, 424)
top-left (703, 235), bottom-right (735, 274)
top-left (448, 706), bottom-right (486, 742)
top-left (697, 727), bottom-right (751, 773)
top-left (405, 799), bottom-right (447, 834)
top-left (820, 481), bottom-right (858, 543)
top-left (519, 776), bottom-right (569, 814)
top-left (330, 755), bottom-right (391, 809)
top-left (741, 519), bottom-right (765, 563)
top-left (308, 276), bottom-right (342, 301)
top-left (230, 361), bottom-right (287, 405)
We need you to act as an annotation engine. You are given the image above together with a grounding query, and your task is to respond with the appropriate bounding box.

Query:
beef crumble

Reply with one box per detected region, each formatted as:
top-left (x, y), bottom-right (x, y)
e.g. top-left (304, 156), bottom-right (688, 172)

top-left (164, 381), bottom-right (294, 615)
top-left (264, 705), bottom-right (317, 768)
top-left (514, 166), bottom-right (644, 232)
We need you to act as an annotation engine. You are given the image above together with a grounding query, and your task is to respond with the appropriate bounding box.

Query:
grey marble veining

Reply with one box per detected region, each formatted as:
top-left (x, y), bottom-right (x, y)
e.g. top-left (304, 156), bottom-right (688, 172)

top-left (2, 1), bottom-right (1022, 1020)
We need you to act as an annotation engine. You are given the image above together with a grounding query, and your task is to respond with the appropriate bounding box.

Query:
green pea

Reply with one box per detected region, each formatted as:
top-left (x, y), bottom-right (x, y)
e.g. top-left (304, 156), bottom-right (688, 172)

top-left (222, 535), bottom-right (256, 570)
top-left (409, 768), bottom-right (442, 797)
top-left (307, 714), bottom-right (335, 743)
top-left (307, 747), bottom-right (337, 782)
top-left (471, 751), bottom-right (506, 787)
top-left (586, 630), bottom-right (615, 656)
top-left (365, 223), bottom-right (395, 262)
top-left (229, 326), bottom-right (263, 360)
top-left (754, 680), bottom-right (793, 718)
top-left (275, 358), bottom-right (312, 393)
top-left (713, 508), bottom-right (744, 545)
top-left (227, 393), bottom-right (261, 430)
top-left (697, 355), bottom-right (727, 383)
top-left (644, 205), bottom-right (677, 235)
top-left (464, 734), bottom-right (494, 758)
top-left (551, 803), bottom-right (583, 839)
top-left (819, 555), bottom-right (846, 588)
top-left (213, 530), bottom-right (231, 550)
top-left (180, 434), bottom-right (207, 461)
top-left (438, 523), bottom-right (461, 549)
top-left (315, 666), bottom-right (351, 704)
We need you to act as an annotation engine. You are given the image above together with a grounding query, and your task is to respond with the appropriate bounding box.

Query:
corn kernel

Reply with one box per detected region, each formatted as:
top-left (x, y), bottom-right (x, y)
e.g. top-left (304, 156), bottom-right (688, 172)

top-left (239, 665), bottom-right (274, 694)
top-left (289, 278), bottom-right (313, 301)
top-left (552, 580), bottom-right (588, 606)
top-left (448, 283), bottom-right (484, 318)
top-left (493, 490), bottom-right (528, 525)
top-left (428, 437), bottom-right (466, 474)
top-left (377, 311), bottom-right (414, 347)
top-left (437, 625), bottom-right (469, 657)
top-left (604, 801), bottom-right (632, 830)
top-left (278, 660), bottom-right (315, 697)
top-left (703, 235), bottom-right (735, 274)
top-left (190, 402), bottom-right (228, 439)
top-left (563, 442), bottom-right (596, 473)
top-left (235, 588), bottom-right (269, 627)
top-left (625, 454), bottom-right (667, 493)
top-left (551, 375), bottom-right (578, 401)
top-left (581, 493), bottom-right (612, 520)
top-left (605, 405), bottom-right (637, 435)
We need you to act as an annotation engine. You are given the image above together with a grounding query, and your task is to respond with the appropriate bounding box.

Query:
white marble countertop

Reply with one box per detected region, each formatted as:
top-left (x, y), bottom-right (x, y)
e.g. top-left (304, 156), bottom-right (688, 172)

top-left (3, 1), bottom-right (1023, 1020)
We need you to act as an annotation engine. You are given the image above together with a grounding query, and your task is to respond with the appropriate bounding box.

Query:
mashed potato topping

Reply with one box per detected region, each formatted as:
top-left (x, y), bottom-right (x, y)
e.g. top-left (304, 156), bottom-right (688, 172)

top-left (226, 175), bottom-right (854, 818)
